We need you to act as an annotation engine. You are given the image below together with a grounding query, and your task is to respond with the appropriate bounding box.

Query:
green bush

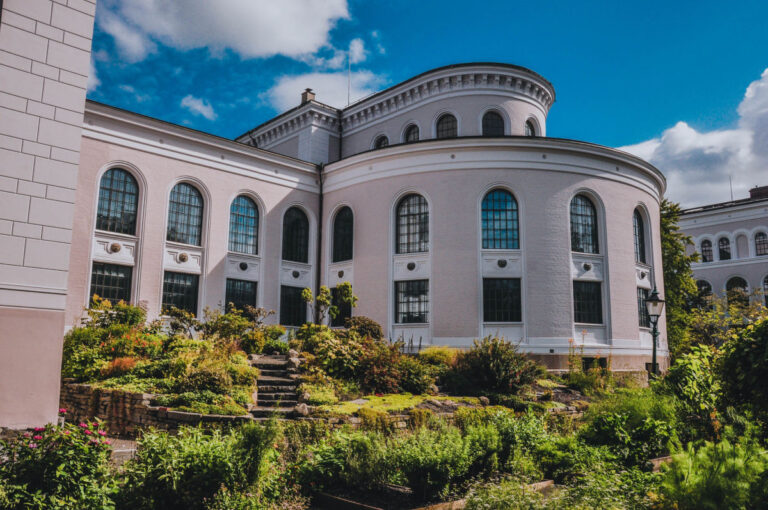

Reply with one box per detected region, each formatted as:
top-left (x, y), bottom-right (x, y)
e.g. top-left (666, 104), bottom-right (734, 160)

top-left (534, 435), bottom-right (615, 484)
top-left (262, 337), bottom-right (289, 355)
top-left (721, 317), bottom-right (768, 422)
top-left (396, 355), bottom-right (435, 394)
top-left (345, 316), bottom-right (384, 340)
top-left (0, 419), bottom-right (116, 509)
top-left (356, 341), bottom-right (403, 394)
top-left (297, 382), bottom-right (338, 406)
top-left (450, 336), bottom-right (540, 394)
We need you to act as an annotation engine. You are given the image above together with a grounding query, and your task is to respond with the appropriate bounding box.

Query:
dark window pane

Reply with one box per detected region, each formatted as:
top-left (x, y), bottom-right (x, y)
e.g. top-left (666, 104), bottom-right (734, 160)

top-left (695, 280), bottom-right (713, 309)
top-left (482, 111), bottom-right (504, 136)
top-left (90, 262), bottom-right (132, 304)
top-left (332, 207), bottom-right (353, 262)
top-left (395, 280), bottom-right (429, 324)
top-left (225, 278), bottom-right (257, 311)
top-left (96, 168), bottom-right (139, 235)
top-left (330, 287), bottom-right (352, 327)
top-left (436, 114), bottom-right (457, 139)
top-left (718, 238), bottom-right (731, 261)
top-left (229, 195), bottom-right (258, 254)
top-left (483, 278), bottom-right (522, 322)
top-left (637, 288), bottom-right (650, 328)
top-left (482, 189), bottom-right (519, 249)
top-left (573, 281), bottom-right (602, 324)
top-left (570, 195), bottom-right (599, 254)
top-left (726, 277), bottom-right (749, 307)
top-left (404, 124), bottom-right (419, 143)
top-left (756, 233), bottom-right (768, 256)
top-left (763, 275), bottom-right (768, 307)
top-left (167, 183), bottom-right (204, 246)
top-left (396, 194), bottom-right (429, 254)
top-left (525, 121), bottom-right (536, 137)
top-left (162, 271), bottom-right (199, 315)
top-left (374, 136), bottom-right (389, 149)
top-left (700, 240), bottom-right (713, 262)
top-left (280, 286), bottom-right (306, 327)
top-left (282, 207), bottom-right (309, 263)
top-left (633, 210), bottom-right (646, 263)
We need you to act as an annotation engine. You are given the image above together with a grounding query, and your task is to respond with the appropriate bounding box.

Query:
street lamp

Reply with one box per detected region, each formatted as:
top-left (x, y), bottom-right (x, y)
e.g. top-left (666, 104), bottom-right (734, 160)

top-left (645, 286), bottom-right (665, 377)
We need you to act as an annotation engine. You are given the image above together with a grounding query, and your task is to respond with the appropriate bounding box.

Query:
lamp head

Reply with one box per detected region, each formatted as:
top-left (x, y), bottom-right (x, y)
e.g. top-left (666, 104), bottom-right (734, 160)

top-left (645, 286), bottom-right (665, 319)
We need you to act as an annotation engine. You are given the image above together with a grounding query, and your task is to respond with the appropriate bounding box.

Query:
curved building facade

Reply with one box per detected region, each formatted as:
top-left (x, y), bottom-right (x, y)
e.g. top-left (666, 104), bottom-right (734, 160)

top-left (64, 63), bottom-right (668, 371)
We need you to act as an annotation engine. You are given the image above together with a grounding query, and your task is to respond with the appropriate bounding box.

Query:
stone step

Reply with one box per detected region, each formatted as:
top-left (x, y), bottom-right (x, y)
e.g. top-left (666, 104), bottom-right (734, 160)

top-left (258, 392), bottom-right (297, 401)
top-left (258, 384), bottom-right (298, 393)
top-left (259, 369), bottom-right (289, 377)
top-left (249, 354), bottom-right (288, 362)
top-left (254, 361), bottom-right (289, 370)
top-left (257, 400), bottom-right (298, 408)
top-left (251, 406), bottom-right (295, 418)
top-left (257, 375), bottom-right (297, 385)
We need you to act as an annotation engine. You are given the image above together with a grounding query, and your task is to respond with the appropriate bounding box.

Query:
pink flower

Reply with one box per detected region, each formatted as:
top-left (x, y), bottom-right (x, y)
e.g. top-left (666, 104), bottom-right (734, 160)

top-left (102, 439), bottom-right (111, 445)
top-left (28, 443), bottom-right (37, 448)
top-left (98, 430), bottom-right (106, 436)
top-left (58, 408), bottom-right (67, 414)
top-left (79, 422), bottom-right (87, 428)
top-left (89, 439), bottom-right (99, 445)
top-left (23, 432), bottom-right (31, 437)
top-left (33, 435), bottom-right (42, 440)
top-left (84, 430), bottom-right (92, 435)
top-left (63, 431), bottom-right (70, 435)
top-left (92, 422), bottom-right (98, 428)
top-left (34, 427), bottom-right (45, 432)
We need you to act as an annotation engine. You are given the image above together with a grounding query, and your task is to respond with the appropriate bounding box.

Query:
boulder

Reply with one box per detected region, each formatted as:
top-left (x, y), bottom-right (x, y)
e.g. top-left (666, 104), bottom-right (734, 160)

top-left (293, 403), bottom-right (311, 417)
top-left (479, 396), bottom-right (490, 406)
top-left (288, 349), bottom-right (300, 358)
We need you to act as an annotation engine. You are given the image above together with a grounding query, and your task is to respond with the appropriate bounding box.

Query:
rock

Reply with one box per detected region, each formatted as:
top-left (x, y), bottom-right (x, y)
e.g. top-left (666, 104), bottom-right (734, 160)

top-left (428, 384), bottom-right (439, 395)
top-left (288, 349), bottom-right (299, 358)
top-left (299, 391), bottom-right (311, 403)
top-left (288, 357), bottom-right (302, 370)
top-left (479, 396), bottom-right (490, 406)
top-left (293, 403), bottom-right (311, 417)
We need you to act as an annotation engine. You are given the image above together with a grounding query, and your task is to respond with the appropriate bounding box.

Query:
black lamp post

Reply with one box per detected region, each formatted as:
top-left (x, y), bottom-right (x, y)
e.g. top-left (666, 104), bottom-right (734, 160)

top-left (645, 286), bottom-right (665, 377)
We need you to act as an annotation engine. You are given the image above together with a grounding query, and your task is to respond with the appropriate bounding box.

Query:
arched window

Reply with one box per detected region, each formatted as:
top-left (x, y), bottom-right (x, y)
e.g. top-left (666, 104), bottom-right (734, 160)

top-left (282, 207), bottom-right (309, 263)
top-left (482, 189), bottom-right (519, 249)
top-left (482, 111), bottom-right (504, 136)
top-left (228, 195), bottom-right (258, 255)
top-left (436, 114), bottom-right (457, 139)
top-left (756, 232), bottom-right (768, 256)
top-left (633, 209), bottom-right (646, 263)
top-left (404, 124), bottom-right (419, 143)
top-left (332, 206), bottom-right (353, 262)
top-left (525, 120), bottom-right (536, 137)
top-left (167, 182), bottom-right (203, 246)
top-left (396, 194), bottom-right (429, 254)
top-left (718, 237), bottom-right (731, 261)
top-left (374, 135), bottom-right (389, 149)
top-left (96, 168), bottom-right (139, 235)
top-left (696, 280), bottom-right (713, 309)
top-left (726, 277), bottom-right (749, 307)
top-left (700, 240), bottom-right (713, 262)
top-left (570, 195), bottom-right (599, 254)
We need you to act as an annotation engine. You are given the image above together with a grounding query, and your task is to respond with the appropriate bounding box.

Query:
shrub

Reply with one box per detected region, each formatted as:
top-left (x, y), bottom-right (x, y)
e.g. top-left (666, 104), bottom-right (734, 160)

top-left (356, 341), bottom-right (402, 394)
top-left (298, 383), bottom-right (338, 406)
top-left (408, 408), bottom-right (437, 430)
top-left (534, 435), bottom-right (615, 484)
top-left (466, 479), bottom-right (550, 510)
top-left (419, 346), bottom-right (458, 370)
top-left (86, 295), bottom-right (146, 328)
top-left (101, 356), bottom-right (138, 378)
top-left (396, 355), bottom-right (435, 394)
top-left (345, 316), bottom-right (384, 340)
top-left (153, 392), bottom-right (249, 415)
top-left (356, 407), bottom-right (392, 433)
top-left (262, 338), bottom-right (289, 355)
top-left (451, 336), bottom-right (540, 394)
top-left (721, 317), bottom-right (768, 422)
top-left (563, 366), bottom-right (615, 396)
top-left (0, 419), bottom-right (116, 509)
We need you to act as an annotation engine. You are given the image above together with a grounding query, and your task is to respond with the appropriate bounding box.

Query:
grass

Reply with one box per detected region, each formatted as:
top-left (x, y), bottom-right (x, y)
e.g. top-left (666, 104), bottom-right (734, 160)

top-left (319, 394), bottom-right (481, 415)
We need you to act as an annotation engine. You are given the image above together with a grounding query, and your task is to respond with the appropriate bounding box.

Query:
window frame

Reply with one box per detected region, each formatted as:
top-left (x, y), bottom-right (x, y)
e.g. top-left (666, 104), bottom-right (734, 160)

top-left (435, 113), bottom-right (458, 139)
top-left (282, 206), bottom-right (310, 263)
top-left (225, 278), bottom-right (257, 312)
top-left (718, 237), bottom-right (731, 261)
top-left (481, 110), bottom-right (505, 137)
top-left (95, 167), bottom-right (140, 236)
top-left (637, 287), bottom-right (650, 328)
top-left (524, 119), bottom-right (537, 137)
top-left (756, 232), bottom-right (768, 257)
top-left (633, 209), bottom-right (647, 264)
top-left (280, 285), bottom-right (307, 327)
top-left (330, 286), bottom-right (352, 327)
top-left (395, 193), bottom-right (429, 254)
top-left (228, 194), bottom-right (259, 255)
top-left (161, 271), bottom-right (200, 315)
top-left (403, 123), bottom-right (420, 143)
top-left (726, 276), bottom-right (749, 307)
top-left (481, 189), bottom-right (520, 250)
top-left (573, 280), bottom-right (603, 325)
top-left (394, 279), bottom-right (429, 324)
top-left (332, 206), bottom-right (354, 263)
top-left (700, 239), bottom-right (713, 263)
top-left (373, 135), bottom-right (389, 149)
top-left (482, 278), bottom-right (522, 323)
top-left (570, 194), bottom-right (600, 254)
top-left (166, 182), bottom-right (205, 247)
top-left (89, 262), bottom-right (133, 305)
top-left (763, 275), bottom-right (768, 307)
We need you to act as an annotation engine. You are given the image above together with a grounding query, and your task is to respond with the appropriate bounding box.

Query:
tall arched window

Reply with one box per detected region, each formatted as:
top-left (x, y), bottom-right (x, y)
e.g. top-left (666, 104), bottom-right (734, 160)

top-left (396, 194), bottom-right (429, 254)
top-left (633, 209), bottom-right (646, 263)
top-left (404, 124), bottom-right (419, 143)
top-left (228, 195), bottom-right (258, 255)
top-left (718, 237), bottom-right (731, 261)
top-left (696, 280), bottom-right (713, 308)
top-left (482, 189), bottom-right (519, 249)
top-left (525, 120), bottom-right (536, 137)
top-left (700, 240), bottom-right (713, 262)
top-left (436, 114), bottom-right (457, 139)
top-left (726, 277), bottom-right (749, 307)
top-left (482, 111), bottom-right (504, 136)
top-left (374, 135), bottom-right (389, 149)
top-left (282, 207), bottom-right (309, 263)
top-left (332, 206), bottom-right (353, 262)
top-left (756, 232), bottom-right (768, 256)
top-left (96, 168), bottom-right (139, 235)
top-left (167, 182), bottom-right (203, 246)
top-left (570, 195), bottom-right (599, 254)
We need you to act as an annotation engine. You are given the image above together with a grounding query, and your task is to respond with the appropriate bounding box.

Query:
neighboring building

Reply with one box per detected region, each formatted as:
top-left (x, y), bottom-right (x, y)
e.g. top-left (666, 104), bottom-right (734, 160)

top-left (66, 62), bottom-right (668, 373)
top-left (680, 186), bottom-right (768, 305)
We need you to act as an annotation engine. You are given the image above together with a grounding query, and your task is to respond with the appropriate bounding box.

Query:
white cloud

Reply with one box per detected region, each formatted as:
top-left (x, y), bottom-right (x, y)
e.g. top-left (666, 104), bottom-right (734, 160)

top-left (619, 68), bottom-right (768, 207)
top-left (348, 38), bottom-right (366, 64)
top-left (87, 60), bottom-right (100, 92)
top-left (97, 0), bottom-right (348, 61)
top-left (264, 71), bottom-right (386, 110)
top-left (180, 95), bottom-right (217, 120)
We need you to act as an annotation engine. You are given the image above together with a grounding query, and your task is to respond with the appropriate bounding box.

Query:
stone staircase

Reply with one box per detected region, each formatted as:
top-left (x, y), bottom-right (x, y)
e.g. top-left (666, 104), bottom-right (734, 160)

top-left (249, 354), bottom-right (300, 419)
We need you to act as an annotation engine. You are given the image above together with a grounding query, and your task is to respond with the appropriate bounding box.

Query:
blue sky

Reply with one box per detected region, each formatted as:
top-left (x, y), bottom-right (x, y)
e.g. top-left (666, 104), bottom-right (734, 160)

top-left (88, 0), bottom-right (768, 206)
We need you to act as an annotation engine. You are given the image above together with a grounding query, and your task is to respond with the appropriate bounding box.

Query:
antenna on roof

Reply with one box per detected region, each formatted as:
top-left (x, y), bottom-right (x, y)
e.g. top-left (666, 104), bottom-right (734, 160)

top-left (729, 175), bottom-right (734, 201)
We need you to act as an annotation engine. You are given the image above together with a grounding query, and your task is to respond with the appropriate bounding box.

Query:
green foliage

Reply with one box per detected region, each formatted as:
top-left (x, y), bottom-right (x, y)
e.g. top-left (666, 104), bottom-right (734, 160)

top-left (86, 295), bottom-right (146, 328)
top-left (721, 317), bottom-right (768, 423)
top-left (153, 391), bottom-right (249, 416)
top-left (344, 315), bottom-right (383, 340)
top-left (687, 294), bottom-right (767, 351)
top-left (451, 336), bottom-right (540, 394)
top-left (0, 419), bottom-right (116, 510)
top-left (356, 407), bottom-right (392, 433)
top-left (396, 355), bottom-right (435, 394)
top-left (419, 346), bottom-right (459, 367)
top-left (301, 283), bottom-right (358, 324)
top-left (660, 199), bottom-right (699, 359)
top-left (297, 382), bottom-right (339, 406)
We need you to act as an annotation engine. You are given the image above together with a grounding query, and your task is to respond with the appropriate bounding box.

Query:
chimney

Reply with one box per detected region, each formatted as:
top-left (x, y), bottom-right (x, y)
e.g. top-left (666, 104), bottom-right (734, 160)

top-left (301, 88), bottom-right (315, 104)
top-left (749, 185), bottom-right (768, 200)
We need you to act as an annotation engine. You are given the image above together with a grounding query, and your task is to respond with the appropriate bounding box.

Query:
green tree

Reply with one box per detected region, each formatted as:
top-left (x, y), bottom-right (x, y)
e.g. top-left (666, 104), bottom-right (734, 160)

top-left (303, 282), bottom-right (358, 324)
top-left (660, 199), bottom-right (699, 359)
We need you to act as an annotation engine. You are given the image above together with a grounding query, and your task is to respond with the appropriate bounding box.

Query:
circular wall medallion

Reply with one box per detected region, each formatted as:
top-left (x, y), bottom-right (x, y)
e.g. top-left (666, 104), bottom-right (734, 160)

top-left (292, 270), bottom-right (300, 278)
top-left (109, 243), bottom-right (121, 253)
top-left (406, 262), bottom-right (416, 271)
top-left (239, 262), bottom-right (248, 271)
top-left (337, 270), bottom-right (344, 278)
top-left (497, 259), bottom-right (507, 268)
top-left (582, 262), bottom-right (592, 271)
top-left (178, 253), bottom-right (188, 263)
